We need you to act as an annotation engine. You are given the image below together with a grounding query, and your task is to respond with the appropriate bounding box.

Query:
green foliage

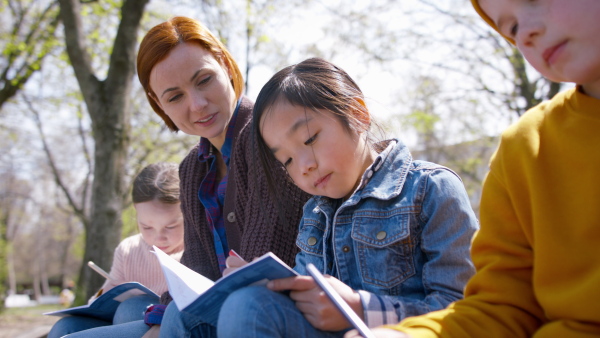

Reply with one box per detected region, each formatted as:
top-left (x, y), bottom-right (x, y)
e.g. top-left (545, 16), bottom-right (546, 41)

top-left (0, 0), bottom-right (61, 109)
top-left (405, 110), bottom-right (440, 134)
top-left (121, 205), bottom-right (138, 239)
top-left (71, 232), bottom-right (86, 266)
top-left (77, 0), bottom-right (123, 73)
top-left (72, 284), bottom-right (88, 307)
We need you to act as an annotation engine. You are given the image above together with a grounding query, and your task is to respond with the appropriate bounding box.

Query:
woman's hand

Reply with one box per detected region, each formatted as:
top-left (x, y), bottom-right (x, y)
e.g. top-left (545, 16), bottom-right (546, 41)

top-left (267, 275), bottom-right (362, 331)
top-left (222, 255), bottom-right (248, 276)
top-left (345, 328), bottom-right (410, 338)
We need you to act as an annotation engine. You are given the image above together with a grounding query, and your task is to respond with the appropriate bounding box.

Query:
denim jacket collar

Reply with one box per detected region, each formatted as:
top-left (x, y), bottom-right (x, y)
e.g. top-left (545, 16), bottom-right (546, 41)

top-left (312, 138), bottom-right (412, 210)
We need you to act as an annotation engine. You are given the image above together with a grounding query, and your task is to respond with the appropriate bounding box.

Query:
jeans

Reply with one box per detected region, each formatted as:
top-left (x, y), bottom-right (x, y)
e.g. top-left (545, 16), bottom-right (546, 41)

top-left (158, 301), bottom-right (216, 338)
top-left (217, 285), bottom-right (346, 338)
top-left (63, 320), bottom-right (150, 338)
top-left (48, 294), bottom-right (155, 338)
top-left (48, 316), bottom-right (111, 338)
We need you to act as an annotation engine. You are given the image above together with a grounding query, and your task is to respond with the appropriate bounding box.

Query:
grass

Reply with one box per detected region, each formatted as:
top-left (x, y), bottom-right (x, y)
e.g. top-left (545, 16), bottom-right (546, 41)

top-left (1, 303), bottom-right (62, 317)
top-left (0, 304), bottom-right (63, 337)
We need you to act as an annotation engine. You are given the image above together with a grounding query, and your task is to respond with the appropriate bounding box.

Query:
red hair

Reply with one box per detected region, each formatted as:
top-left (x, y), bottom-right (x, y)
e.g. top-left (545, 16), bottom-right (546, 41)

top-left (137, 16), bottom-right (244, 131)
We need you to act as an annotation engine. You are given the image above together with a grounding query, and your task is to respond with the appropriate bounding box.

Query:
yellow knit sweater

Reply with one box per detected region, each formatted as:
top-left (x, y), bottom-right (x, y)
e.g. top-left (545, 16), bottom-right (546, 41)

top-left (393, 88), bottom-right (600, 337)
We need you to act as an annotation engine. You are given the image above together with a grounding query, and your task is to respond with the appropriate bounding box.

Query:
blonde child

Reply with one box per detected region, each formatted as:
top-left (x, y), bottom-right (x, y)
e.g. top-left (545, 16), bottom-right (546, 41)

top-left (346, 1), bottom-right (600, 337)
top-left (48, 162), bottom-right (184, 337)
top-left (217, 57), bottom-right (479, 337)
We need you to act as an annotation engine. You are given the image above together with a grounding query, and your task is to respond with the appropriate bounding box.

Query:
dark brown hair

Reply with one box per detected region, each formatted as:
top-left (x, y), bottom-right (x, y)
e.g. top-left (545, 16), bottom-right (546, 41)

top-left (252, 57), bottom-right (379, 195)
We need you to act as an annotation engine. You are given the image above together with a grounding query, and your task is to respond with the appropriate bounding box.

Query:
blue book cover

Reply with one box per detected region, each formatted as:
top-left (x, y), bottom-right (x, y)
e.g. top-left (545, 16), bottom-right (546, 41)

top-left (44, 282), bottom-right (158, 322)
top-left (153, 247), bottom-right (299, 326)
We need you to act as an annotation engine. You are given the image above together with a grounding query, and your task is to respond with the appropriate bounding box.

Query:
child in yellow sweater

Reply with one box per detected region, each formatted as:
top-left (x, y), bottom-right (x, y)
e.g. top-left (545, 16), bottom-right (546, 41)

top-left (346, 0), bottom-right (600, 337)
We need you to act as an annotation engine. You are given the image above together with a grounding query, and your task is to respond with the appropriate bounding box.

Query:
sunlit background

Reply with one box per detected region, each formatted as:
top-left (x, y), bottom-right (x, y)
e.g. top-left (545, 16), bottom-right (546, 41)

top-left (0, 0), bottom-right (567, 330)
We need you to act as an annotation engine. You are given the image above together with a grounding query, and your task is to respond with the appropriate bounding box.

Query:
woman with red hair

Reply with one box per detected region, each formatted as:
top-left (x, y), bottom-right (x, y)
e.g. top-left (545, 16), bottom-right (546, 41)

top-left (137, 16), bottom-right (310, 338)
top-left (60, 17), bottom-right (309, 337)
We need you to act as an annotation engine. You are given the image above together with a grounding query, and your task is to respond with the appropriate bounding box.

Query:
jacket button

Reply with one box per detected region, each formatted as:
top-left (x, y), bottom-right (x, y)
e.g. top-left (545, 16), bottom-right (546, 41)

top-left (227, 212), bottom-right (236, 223)
top-left (342, 246), bottom-right (350, 253)
top-left (307, 237), bottom-right (317, 246)
top-left (376, 231), bottom-right (387, 240)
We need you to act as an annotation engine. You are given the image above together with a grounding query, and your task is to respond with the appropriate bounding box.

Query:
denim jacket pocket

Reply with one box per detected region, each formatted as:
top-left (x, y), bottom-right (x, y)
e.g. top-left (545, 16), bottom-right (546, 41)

top-left (351, 212), bottom-right (416, 288)
top-left (296, 218), bottom-right (326, 257)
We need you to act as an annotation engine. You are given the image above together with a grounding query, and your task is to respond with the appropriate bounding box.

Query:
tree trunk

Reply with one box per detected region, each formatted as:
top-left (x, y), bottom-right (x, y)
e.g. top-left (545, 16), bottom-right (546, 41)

top-left (33, 261), bottom-right (42, 302)
top-left (80, 101), bottom-right (130, 298)
top-left (41, 265), bottom-right (51, 296)
top-left (7, 246), bottom-right (16, 294)
top-left (58, 0), bottom-right (149, 301)
top-left (59, 218), bottom-right (75, 287)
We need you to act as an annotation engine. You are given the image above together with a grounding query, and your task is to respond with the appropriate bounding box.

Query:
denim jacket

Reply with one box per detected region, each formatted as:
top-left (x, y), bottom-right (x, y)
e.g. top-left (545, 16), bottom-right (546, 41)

top-left (293, 139), bottom-right (478, 327)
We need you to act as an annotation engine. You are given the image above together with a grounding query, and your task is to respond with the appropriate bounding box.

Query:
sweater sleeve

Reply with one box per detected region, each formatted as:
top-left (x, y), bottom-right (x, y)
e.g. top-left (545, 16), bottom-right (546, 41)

top-left (159, 145), bottom-right (215, 306)
top-left (159, 136), bottom-right (230, 305)
top-left (182, 142), bottom-right (221, 276)
top-left (391, 151), bottom-right (545, 337)
top-left (107, 240), bottom-right (127, 287)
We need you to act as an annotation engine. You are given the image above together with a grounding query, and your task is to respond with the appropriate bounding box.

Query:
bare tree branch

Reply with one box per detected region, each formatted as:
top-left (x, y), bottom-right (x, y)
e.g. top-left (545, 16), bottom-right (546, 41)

top-left (24, 96), bottom-right (89, 228)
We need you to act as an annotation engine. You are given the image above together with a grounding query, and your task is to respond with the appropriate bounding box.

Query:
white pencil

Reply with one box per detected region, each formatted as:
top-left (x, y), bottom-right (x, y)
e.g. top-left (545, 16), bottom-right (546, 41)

top-left (87, 261), bottom-right (115, 281)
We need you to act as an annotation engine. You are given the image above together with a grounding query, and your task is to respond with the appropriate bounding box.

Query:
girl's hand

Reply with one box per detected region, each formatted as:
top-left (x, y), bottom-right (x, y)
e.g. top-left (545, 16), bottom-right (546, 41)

top-left (267, 275), bottom-right (363, 331)
top-left (345, 328), bottom-right (410, 338)
top-left (222, 255), bottom-right (248, 276)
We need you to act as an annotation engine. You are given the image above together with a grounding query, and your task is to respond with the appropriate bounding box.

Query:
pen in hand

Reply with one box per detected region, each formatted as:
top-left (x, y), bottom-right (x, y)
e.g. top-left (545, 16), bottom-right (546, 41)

top-left (229, 249), bottom-right (243, 259)
top-left (87, 261), bottom-right (115, 281)
top-left (224, 250), bottom-right (248, 276)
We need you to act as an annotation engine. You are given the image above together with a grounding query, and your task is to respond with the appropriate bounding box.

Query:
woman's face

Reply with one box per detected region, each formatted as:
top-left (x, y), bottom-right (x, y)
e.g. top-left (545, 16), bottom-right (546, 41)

top-left (149, 42), bottom-right (237, 150)
top-left (135, 200), bottom-right (184, 255)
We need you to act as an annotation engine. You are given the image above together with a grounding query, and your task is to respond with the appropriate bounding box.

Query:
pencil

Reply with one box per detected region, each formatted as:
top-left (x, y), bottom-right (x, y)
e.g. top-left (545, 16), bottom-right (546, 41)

top-left (229, 249), bottom-right (243, 259)
top-left (87, 261), bottom-right (115, 281)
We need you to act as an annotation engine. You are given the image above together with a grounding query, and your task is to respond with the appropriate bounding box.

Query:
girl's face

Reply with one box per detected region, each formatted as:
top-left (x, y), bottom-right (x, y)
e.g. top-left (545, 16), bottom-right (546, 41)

top-left (134, 200), bottom-right (184, 255)
top-left (479, 0), bottom-right (600, 97)
top-left (149, 42), bottom-right (237, 150)
top-left (261, 100), bottom-right (376, 200)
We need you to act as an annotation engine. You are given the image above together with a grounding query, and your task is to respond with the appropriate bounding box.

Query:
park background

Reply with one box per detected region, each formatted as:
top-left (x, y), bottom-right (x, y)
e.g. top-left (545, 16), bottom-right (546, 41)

top-left (0, 0), bottom-right (567, 325)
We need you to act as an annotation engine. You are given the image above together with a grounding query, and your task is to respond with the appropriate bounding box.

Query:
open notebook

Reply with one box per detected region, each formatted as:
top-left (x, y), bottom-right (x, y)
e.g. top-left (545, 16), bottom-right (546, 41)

top-left (152, 246), bottom-right (299, 326)
top-left (44, 282), bottom-right (158, 322)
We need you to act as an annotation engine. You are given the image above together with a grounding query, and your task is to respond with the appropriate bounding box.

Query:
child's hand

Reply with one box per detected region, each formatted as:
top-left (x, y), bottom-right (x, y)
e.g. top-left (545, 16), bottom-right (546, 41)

top-left (223, 255), bottom-right (248, 276)
top-left (345, 328), bottom-right (410, 338)
top-left (267, 275), bottom-right (362, 331)
top-left (142, 324), bottom-right (161, 338)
